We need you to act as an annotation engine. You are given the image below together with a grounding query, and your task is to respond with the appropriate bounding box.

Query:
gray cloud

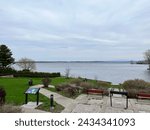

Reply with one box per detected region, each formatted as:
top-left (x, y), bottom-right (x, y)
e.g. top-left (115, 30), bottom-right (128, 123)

top-left (0, 0), bottom-right (150, 61)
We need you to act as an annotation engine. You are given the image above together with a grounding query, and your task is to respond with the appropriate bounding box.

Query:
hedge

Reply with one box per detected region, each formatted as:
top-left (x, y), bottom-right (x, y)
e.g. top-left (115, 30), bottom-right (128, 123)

top-left (0, 68), bottom-right (61, 78)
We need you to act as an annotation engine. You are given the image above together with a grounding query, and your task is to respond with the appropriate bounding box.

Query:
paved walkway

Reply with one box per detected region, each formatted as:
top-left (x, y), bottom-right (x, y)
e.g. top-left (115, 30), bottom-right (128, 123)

top-left (21, 102), bottom-right (47, 113)
top-left (21, 84), bottom-right (150, 113)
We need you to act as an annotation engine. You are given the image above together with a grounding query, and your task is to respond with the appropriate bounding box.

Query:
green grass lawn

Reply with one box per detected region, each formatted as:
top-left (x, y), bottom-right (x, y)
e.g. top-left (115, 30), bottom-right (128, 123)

top-left (51, 77), bottom-right (75, 86)
top-left (0, 77), bottom-right (64, 112)
top-left (0, 77), bottom-right (73, 104)
top-left (0, 77), bottom-right (41, 105)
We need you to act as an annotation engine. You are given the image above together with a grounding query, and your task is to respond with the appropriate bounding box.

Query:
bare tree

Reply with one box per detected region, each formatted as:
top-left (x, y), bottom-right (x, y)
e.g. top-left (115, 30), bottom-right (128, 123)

top-left (144, 49), bottom-right (150, 70)
top-left (65, 68), bottom-right (71, 78)
top-left (16, 58), bottom-right (36, 71)
top-left (94, 75), bottom-right (98, 82)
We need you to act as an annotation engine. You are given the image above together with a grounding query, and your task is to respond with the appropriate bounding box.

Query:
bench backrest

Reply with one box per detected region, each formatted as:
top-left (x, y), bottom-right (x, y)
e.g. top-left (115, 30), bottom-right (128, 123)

top-left (87, 89), bottom-right (104, 94)
top-left (137, 93), bottom-right (150, 98)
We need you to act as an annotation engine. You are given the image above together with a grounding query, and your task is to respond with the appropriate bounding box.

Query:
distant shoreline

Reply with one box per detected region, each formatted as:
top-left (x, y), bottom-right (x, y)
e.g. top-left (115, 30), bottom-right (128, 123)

top-left (14, 60), bottom-right (149, 64)
top-left (15, 61), bottom-right (131, 63)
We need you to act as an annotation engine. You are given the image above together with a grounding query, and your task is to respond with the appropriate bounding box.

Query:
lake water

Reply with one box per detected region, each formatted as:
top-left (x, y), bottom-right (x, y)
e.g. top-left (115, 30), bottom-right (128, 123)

top-left (14, 63), bottom-right (150, 84)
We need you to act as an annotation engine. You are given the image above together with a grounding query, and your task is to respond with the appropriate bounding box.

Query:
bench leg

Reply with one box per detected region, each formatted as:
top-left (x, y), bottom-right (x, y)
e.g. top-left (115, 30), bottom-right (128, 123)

top-left (110, 94), bottom-right (112, 107)
top-left (125, 96), bottom-right (128, 109)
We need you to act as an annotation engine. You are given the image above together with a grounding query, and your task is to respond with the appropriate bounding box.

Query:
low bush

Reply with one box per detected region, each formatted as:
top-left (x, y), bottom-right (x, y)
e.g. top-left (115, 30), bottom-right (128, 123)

top-left (96, 86), bottom-right (109, 96)
top-left (127, 89), bottom-right (139, 98)
top-left (80, 82), bottom-right (94, 88)
top-left (122, 79), bottom-right (150, 98)
top-left (122, 79), bottom-right (150, 90)
top-left (42, 78), bottom-right (52, 87)
top-left (55, 83), bottom-right (79, 97)
top-left (63, 87), bottom-right (77, 97)
top-left (55, 83), bottom-right (69, 91)
top-left (80, 82), bottom-right (94, 93)
top-left (70, 78), bottom-right (83, 86)
top-left (0, 67), bottom-right (17, 76)
top-left (127, 88), bottom-right (150, 98)
top-left (0, 87), bottom-right (6, 105)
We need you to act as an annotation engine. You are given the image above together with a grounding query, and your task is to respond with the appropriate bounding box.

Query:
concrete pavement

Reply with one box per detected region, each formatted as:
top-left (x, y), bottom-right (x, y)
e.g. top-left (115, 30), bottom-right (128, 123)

top-left (21, 84), bottom-right (150, 113)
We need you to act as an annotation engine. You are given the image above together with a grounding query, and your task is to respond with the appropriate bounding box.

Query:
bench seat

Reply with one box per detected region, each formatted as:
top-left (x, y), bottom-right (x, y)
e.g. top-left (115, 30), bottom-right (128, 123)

top-left (87, 89), bottom-right (104, 97)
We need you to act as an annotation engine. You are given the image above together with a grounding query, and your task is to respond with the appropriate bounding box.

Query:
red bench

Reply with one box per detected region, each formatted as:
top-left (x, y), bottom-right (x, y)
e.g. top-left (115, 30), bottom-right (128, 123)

top-left (136, 93), bottom-right (150, 101)
top-left (87, 89), bottom-right (104, 98)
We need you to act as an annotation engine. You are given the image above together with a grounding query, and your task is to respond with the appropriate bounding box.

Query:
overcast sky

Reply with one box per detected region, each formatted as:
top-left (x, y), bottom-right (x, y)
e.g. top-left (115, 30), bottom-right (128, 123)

top-left (0, 0), bottom-right (150, 61)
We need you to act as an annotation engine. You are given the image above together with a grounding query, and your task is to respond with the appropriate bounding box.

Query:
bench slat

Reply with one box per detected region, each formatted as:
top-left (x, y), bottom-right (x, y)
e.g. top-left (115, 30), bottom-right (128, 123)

top-left (137, 93), bottom-right (150, 101)
top-left (138, 96), bottom-right (150, 99)
top-left (137, 93), bottom-right (150, 98)
top-left (87, 89), bottom-right (104, 98)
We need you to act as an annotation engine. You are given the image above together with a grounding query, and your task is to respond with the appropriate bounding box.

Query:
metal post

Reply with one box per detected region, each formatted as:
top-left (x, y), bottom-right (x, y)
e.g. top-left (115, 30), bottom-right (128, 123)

top-left (110, 93), bottom-right (112, 107)
top-left (25, 94), bottom-right (28, 104)
top-left (126, 96), bottom-right (128, 109)
top-left (37, 92), bottom-right (39, 106)
top-left (50, 94), bottom-right (54, 111)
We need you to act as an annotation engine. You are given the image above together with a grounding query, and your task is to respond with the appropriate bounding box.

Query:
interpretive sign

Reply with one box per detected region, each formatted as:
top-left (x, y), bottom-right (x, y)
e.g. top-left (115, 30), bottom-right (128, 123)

top-left (25, 88), bottom-right (40, 94)
top-left (24, 88), bottom-right (40, 105)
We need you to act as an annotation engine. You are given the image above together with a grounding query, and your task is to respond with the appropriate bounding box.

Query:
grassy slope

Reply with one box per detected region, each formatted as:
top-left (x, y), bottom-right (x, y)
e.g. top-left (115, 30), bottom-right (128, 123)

top-left (0, 77), bottom-right (64, 112)
top-left (0, 77), bottom-right (119, 111)
top-left (0, 77), bottom-right (41, 105)
top-left (0, 77), bottom-right (74, 104)
top-left (51, 77), bottom-right (74, 86)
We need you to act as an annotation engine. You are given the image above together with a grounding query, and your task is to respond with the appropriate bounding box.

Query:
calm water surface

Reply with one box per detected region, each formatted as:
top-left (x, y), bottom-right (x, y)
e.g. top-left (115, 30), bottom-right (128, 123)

top-left (14, 63), bottom-right (150, 84)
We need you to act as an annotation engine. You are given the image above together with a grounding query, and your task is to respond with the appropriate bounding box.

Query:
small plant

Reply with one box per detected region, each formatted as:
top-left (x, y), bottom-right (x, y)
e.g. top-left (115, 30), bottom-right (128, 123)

top-left (55, 83), bottom-right (79, 97)
top-left (55, 83), bottom-right (69, 91)
top-left (63, 87), bottom-right (77, 97)
top-left (70, 78), bottom-right (83, 86)
top-left (42, 78), bottom-right (51, 88)
top-left (0, 87), bottom-right (6, 105)
top-left (28, 79), bottom-right (33, 86)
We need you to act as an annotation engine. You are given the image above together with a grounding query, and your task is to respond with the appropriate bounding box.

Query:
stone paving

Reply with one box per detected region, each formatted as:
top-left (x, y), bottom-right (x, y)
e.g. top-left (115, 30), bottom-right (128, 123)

top-left (21, 85), bottom-right (150, 113)
top-left (21, 102), bottom-right (47, 113)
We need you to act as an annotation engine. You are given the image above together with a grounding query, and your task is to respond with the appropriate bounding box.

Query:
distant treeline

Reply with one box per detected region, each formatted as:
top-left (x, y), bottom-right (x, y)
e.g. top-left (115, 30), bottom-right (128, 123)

top-left (15, 61), bottom-right (131, 63)
top-left (136, 60), bottom-right (148, 64)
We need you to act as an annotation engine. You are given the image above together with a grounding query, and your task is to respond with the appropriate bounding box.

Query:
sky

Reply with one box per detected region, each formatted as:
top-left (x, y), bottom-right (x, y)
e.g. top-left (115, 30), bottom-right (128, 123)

top-left (0, 0), bottom-right (150, 61)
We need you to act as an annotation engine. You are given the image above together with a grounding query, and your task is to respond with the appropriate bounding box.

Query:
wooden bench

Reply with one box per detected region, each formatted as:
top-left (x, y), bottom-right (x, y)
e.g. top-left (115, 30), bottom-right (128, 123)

top-left (136, 93), bottom-right (150, 101)
top-left (87, 89), bottom-right (104, 98)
